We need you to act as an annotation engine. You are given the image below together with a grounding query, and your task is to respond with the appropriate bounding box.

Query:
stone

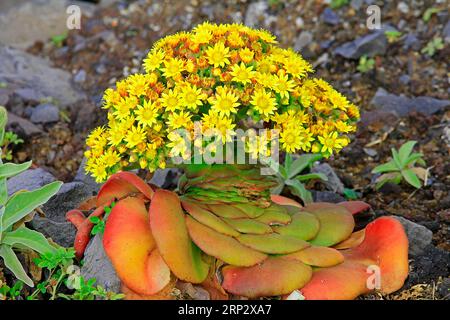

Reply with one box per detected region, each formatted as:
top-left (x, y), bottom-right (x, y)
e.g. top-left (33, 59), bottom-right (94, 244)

top-left (81, 234), bottom-right (121, 293)
top-left (74, 157), bottom-right (100, 195)
top-left (149, 168), bottom-right (181, 189)
top-left (312, 163), bottom-right (345, 194)
top-left (311, 191), bottom-right (345, 203)
top-left (397, 2), bottom-right (409, 14)
top-left (393, 216), bottom-right (433, 256)
top-left (403, 33), bottom-right (421, 50)
top-left (42, 181), bottom-right (95, 222)
top-left (73, 69), bottom-right (86, 84)
top-left (30, 103), bottom-right (60, 124)
top-left (294, 31), bottom-right (313, 52)
top-left (244, 1), bottom-right (268, 28)
top-left (31, 216), bottom-right (76, 248)
top-left (0, 44), bottom-right (85, 107)
top-left (370, 88), bottom-right (450, 117)
top-left (6, 112), bottom-right (43, 137)
top-left (321, 8), bottom-right (340, 25)
top-left (444, 20), bottom-right (450, 43)
top-left (334, 30), bottom-right (388, 59)
top-left (6, 168), bottom-right (56, 196)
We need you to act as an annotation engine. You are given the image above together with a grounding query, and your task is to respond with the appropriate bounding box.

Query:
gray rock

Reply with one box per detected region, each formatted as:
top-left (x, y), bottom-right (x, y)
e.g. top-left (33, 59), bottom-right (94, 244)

top-left (6, 112), bottom-right (43, 137)
top-left (444, 20), bottom-right (450, 43)
top-left (321, 8), bottom-right (340, 25)
top-left (312, 163), bottom-right (345, 194)
top-left (334, 30), bottom-right (388, 59)
top-left (399, 74), bottom-right (410, 85)
top-left (73, 69), bottom-right (86, 84)
top-left (244, 1), bottom-right (268, 28)
top-left (31, 216), bottom-right (76, 248)
top-left (397, 2), bottom-right (409, 14)
top-left (294, 31), bottom-right (313, 52)
top-left (150, 168), bottom-right (181, 189)
top-left (81, 234), bottom-right (121, 293)
top-left (403, 33), bottom-right (421, 50)
top-left (42, 181), bottom-right (95, 222)
top-left (13, 88), bottom-right (42, 103)
top-left (30, 103), bottom-right (60, 124)
top-left (311, 191), bottom-right (345, 203)
top-left (74, 157), bottom-right (100, 195)
top-left (0, 44), bottom-right (85, 107)
top-left (6, 168), bottom-right (56, 196)
top-left (393, 216), bottom-right (433, 256)
top-left (370, 88), bottom-right (450, 117)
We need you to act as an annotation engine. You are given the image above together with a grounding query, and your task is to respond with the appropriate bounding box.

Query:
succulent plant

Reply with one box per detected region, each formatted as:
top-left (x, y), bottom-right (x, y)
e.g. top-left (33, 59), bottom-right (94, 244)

top-left (67, 166), bottom-right (409, 299)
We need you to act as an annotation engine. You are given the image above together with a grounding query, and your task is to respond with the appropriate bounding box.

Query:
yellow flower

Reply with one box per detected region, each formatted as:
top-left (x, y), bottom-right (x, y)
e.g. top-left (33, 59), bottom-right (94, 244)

top-left (180, 84), bottom-right (204, 110)
top-left (135, 100), bottom-right (159, 127)
top-left (250, 88), bottom-right (277, 116)
top-left (239, 48), bottom-right (254, 63)
top-left (125, 125), bottom-right (146, 149)
top-left (113, 96), bottom-right (138, 120)
top-left (107, 124), bottom-right (126, 146)
top-left (167, 131), bottom-right (190, 159)
top-left (167, 110), bottom-right (192, 130)
top-left (230, 63), bottom-right (255, 85)
top-left (92, 161), bottom-right (108, 183)
top-left (191, 28), bottom-right (213, 45)
top-left (102, 88), bottom-right (121, 109)
top-left (143, 49), bottom-right (165, 72)
top-left (272, 71), bottom-right (295, 99)
top-left (201, 110), bottom-right (220, 129)
top-left (213, 116), bottom-right (236, 143)
top-left (161, 58), bottom-right (184, 78)
top-left (160, 89), bottom-right (182, 112)
top-left (280, 127), bottom-right (302, 153)
top-left (205, 42), bottom-right (230, 68)
top-left (318, 131), bottom-right (339, 155)
top-left (210, 87), bottom-right (240, 116)
top-left (102, 149), bottom-right (121, 168)
top-left (127, 74), bottom-right (149, 97)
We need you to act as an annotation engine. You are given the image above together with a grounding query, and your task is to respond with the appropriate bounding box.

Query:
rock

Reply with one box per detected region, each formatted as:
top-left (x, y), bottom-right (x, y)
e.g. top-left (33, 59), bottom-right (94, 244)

top-left (74, 157), bottom-right (100, 195)
top-left (438, 277), bottom-right (450, 299)
top-left (370, 88), bottom-right (450, 117)
top-left (73, 69), bottom-right (86, 84)
top-left (312, 163), bottom-right (345, 194)
top-left (81, 234), bottom-right (121, 293)
top-left (13, 88), bottom-right (42, 103)
top-left (378, 182), bottom-right (403, 195)
top-left (403, 33), bottom-right (421, 50)
top-left (6, 168), bottom-right (56, 196)
top-left (73, 101), bottom-right (99, 132)
top-left (30, 103), bottom-right (60, 124)
top-left (350, 0), bottom-right (364, 10)
top-left (0, 44), bottom-right (85, 107)
top-left (244, 1), bottom-right (268, 28)
top-left (31, 216), bottom-right (76, 248)
top-left (311, 191), bottom-right (345, 203)
top-left (294, 31), bottom-right (313, 52)
top-left (150, 168), bottom-right (181, 189)
top-left (393, 216), bottom-right (433, 256)
top-left (6, 112), bottom-right (43, 137)
top-left (321, 8), bottom-right (340, 25)
top-left (0, 0), bottom-right (96, 49)
top-left (397, 2), bottom-right (409, 14)
top-left (444, 20), bottom-right (450, 43)
top-left (399, 74), bottom-right (410, 85)
top-left (334, 30), bottom-right (388, 59)
top-left (42, 181), bottom-right (95, 222)
top-left (177, 282), bottom-right (210, 300)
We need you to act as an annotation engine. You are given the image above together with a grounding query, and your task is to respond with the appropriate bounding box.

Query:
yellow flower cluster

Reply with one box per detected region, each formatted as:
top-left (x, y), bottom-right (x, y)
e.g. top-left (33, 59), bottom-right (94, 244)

top-left (85, 22), bottom-right (359, 182)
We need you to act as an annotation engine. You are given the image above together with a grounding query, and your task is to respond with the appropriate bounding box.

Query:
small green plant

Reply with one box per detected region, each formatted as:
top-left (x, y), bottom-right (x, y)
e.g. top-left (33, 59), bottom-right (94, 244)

top-left (1, 131), bottom-right (24, 161)
top-left (51, 33), bottom-right (68, 47)
top-left (421, 37), bottom-right (444, 57)
top-left (357, 55), bottom-right (375, 73)
top-left (343, 188), bottom-right (359, 200)
top-left (330, 0), bottom-right (349, 9)
top-left (385, 30), bottom-right (402, 43)
top-left (422, 7), bottom-right (441, 22)
top-left (372, 141), bottom-right (426, 190)
top-left (0, 281), bottom-right (24, 300)
top-left (271, 153), bottom-right (327, 204)
top-left (0, 106), bottom-right (63, 287)
top-left (90, 202), bottom-right (115, 236)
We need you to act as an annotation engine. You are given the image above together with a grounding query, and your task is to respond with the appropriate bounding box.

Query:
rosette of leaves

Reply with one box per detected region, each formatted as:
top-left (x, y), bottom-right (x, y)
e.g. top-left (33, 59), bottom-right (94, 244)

top-left (0, 106), bottom-right (62, 287)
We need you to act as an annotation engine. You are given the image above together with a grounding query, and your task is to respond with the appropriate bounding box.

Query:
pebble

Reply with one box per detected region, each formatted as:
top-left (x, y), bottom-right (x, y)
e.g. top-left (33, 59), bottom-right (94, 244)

top-left (30, 103), bottom-right (60, 124)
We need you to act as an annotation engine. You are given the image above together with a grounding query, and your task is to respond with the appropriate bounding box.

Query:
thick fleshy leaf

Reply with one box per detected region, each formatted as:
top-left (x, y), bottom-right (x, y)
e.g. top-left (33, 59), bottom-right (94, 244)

top-left (237, 233), bottom-right (310, 254)
top-left (301, 217), bottom-right (409, 299)
top-left (0, 161), bottom-right (32, 179)
top-left (223, 218), bottom-right (272, 235)
top-left (181, 200), bottom-right (239, 237)
top-left (284, 246), bottom-right (344, 267)
top-left (149, 190), bottom-right (209, 283)
top-left (103, 197), bottom-right (167, 295)
top-left (233, 203), bottom-right (265, 218)
top-left (333, 229), bottom-right (365, 250)
top-left (97, 172), bottom-right (154, 206)
top-left (270, 195), bottom-right (302, 208)
top-left (302, 202), bottom-right (337, 212)
top-left (122, 278), bottom-right (177, 300)
top-left (207, 203), bottom-right (248, 219)
top-left (254, 206), bottom-right (292, 225)
top-left (185, 215), bottom-right (267, 267)
top-left (2, 227), bottom-right (57, 255)
top-left (222, 257), bottom-right (312, 298)
top-left (0, 244), bottom-right (33, 287)
top-left (337, 201), bottom-right (371, 215)
top-left (308, 206), bottom-right (355, 247)
top-left (273, 211), bottom-right (320, 241)
top-left (145, 249), bottom-right (172, 294)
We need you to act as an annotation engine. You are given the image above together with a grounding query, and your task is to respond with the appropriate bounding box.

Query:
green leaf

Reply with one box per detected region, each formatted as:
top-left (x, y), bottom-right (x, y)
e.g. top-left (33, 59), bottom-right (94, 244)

top-left (278, 164), bottom-right (288, 179)
top-left (343, 188), bottom-right (359, 200)
top-left (2, 227), bottom-right (57, 255)
top-left (295, 172), bottom-right (328, 182)
top-left (398, 141), bottom-right (416, 165)
top-left (391, 148), bottom-right (403, 169)
top-left (0, 245), bottom-right (33, 287)
top-left (0, 177), bottom-right (7, 206)
top-left (285, 179), bottom-right (313, 204)
top-left (2, 181), bottom-right (62, 231)
top-left (0, 161), bottom-right (32, 179)
top-left (375, 172), bottom-right (402, 190)
top-left (402, 169), bottom-right (422, 189)
top-left (287, 154), bottom-right (322, 179)
top-left (284, 153), bottom-right (293, 173)
top-left (371, 161), bottom-right (398, 174)
top-left (405, 153), bottom-right (425, 166)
